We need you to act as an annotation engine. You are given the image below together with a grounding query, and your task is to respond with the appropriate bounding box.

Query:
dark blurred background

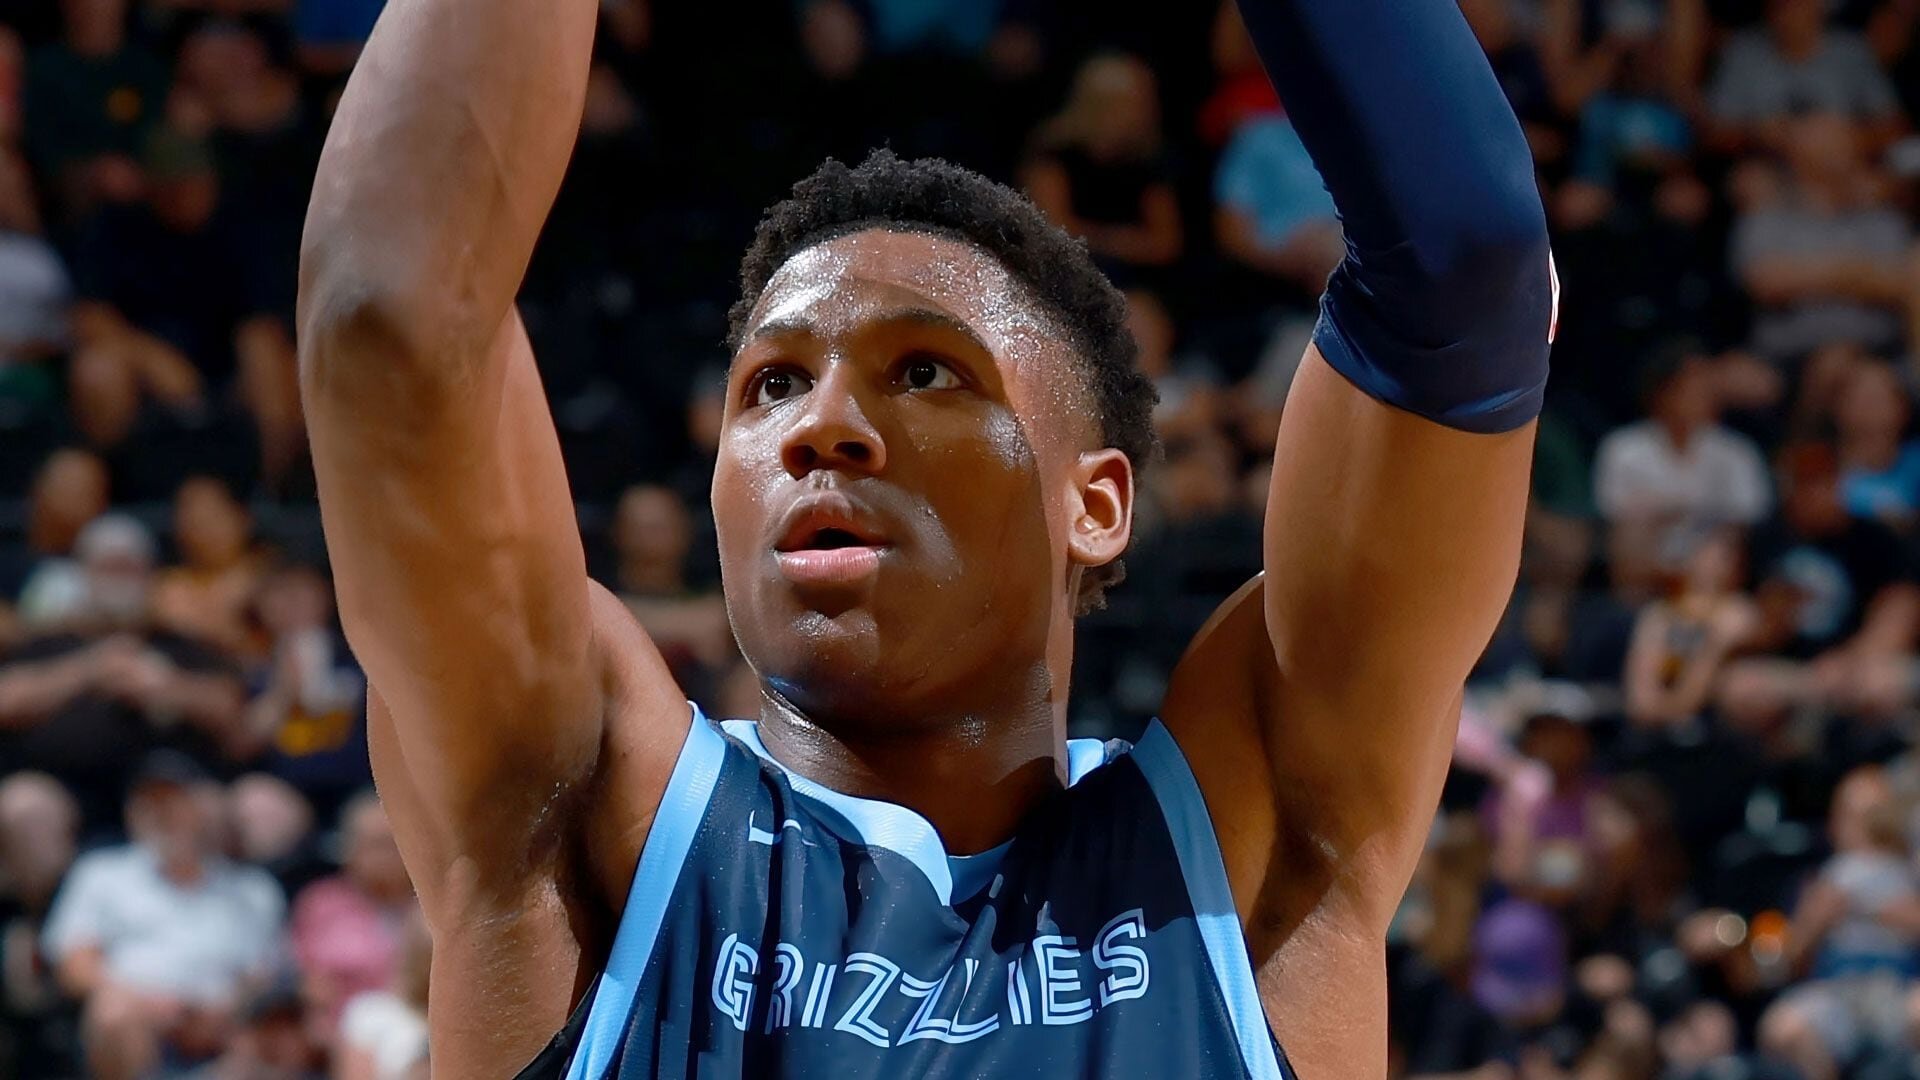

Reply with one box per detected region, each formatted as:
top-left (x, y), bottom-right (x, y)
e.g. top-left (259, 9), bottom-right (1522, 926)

top-left (4, 0), bottom-right (1920, 1077)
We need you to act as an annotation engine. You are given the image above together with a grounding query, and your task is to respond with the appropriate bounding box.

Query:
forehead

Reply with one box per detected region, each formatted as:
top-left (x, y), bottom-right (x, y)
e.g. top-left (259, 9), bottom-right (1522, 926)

top-left (744, 228), bottom-right (1068, 368)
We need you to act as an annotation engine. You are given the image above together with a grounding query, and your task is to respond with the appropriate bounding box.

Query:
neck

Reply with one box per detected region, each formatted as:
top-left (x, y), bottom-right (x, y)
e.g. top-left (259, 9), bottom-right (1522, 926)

top-left (158, 851), bottom-right (206, 887)
top-left (1658, 418), bottom-right (1699, 450)
top-left (753, 672), bottom-right (1064, 855)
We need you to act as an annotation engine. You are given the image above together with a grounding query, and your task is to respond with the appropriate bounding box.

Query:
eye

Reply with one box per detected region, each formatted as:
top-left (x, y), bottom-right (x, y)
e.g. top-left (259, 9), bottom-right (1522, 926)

top-left (898, 354), bottom-right (963, 391)
top-left (748, 368), bottom-right (814, 407)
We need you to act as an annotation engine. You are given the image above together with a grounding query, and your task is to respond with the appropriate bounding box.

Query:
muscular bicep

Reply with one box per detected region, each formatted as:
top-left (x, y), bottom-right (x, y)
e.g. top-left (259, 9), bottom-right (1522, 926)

top-left (309, 313), bottom-right (622, 858)
top-left (1167, 348), bottom-right (1531, 942)
top-left (1262, 349), bottom-right (1531, 887)
top-left (1165, 347), bottom-right (1530, 1078)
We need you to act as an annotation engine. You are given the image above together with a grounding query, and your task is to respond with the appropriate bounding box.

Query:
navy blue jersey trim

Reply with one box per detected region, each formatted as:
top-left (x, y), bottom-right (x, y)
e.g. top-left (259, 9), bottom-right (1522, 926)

top-left (565, 705), bottom-right (729, 1080)
top-left (1132, 721), bottom-right (1289, 1080)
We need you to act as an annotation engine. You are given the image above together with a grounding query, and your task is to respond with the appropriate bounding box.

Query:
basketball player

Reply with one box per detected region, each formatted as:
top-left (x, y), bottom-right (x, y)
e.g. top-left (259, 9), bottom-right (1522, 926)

top-left (296, 0), bottom-right (1554, 1075)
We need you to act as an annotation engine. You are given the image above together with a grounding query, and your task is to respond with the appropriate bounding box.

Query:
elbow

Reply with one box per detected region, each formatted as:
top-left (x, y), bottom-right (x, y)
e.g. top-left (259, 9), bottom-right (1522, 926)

top-left (1427, 176), bottom-right (1552, 304)
top-left (1317, 163), bottom-right (1553, 433)
top-left (1340, 151), bottom-right (1551, 345)
top-left (296, 238), bottom-right (477, 415)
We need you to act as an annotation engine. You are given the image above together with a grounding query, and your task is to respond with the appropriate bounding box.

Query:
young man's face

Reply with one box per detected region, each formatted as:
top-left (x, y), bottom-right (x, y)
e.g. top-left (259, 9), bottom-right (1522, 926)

top-left (712, 228), bottom-right (1131, 728)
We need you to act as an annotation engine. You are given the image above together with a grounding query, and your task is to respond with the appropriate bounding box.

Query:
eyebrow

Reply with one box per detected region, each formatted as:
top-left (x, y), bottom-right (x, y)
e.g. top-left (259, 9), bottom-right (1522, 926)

top-left (745, 306), bottom-right (994, 356)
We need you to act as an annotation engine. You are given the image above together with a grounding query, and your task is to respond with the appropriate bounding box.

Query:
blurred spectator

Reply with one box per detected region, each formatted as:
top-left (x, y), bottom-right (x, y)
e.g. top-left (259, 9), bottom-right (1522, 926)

top-left (153, 474), bottom-right (269, 660)
top-left (1577, 775), bottom-right (1697, 960)
top-left (668, 369), bottom-right (728, 504)
top-left (289, 794), bottom-right (409, 1037)
top-left (178, 16), bottom-right (326, 438)
top-left (1525, 411), bottom-right (1598, 589)
top-left (1387, 942), bottom-right (1517, 1080)
top-left (1196, 1), bottom-right (1275, 149)
top-left (1570, 16), bottom-right (1693, 194)
top-left (1023, 53), bottom-right (1182, 283)
top-left (0, 513), bottom-right (245, 832)
top-left (1459, 0), bottom-right (1561, 164)
top-left (227, 773), bottom-right (321, 898)
top-left (1471, 897), bottom-right (1569, 1032)
top-left (1593, 344), bottom-right (1773, 538)
top-left (197, 979), bottom-right (325, 1080)
top-left (1149, 427), bottom-right (1241, 530)
top-left (333, 908), bottom-right (427, 1080)
top-left (807, 0), bottom-right (1006, 61)
top-left (1482, 683), bottom-right (1605, 904)
top-left (1835, 359), bottom-right (1920, 531)
top-left (0, 26), bottom-right (24, 143)
top-left (5, 447), bottom-right (109, 630)
top-left (179, 16), bottom-right (323, 293)
top-left (1749, 443), bottom-right (1917, 663)
top-left (611, 485), bottom-right (732, 702)
top-left (42, 751), bottom-right (285, 1080)
top-left (0, 146), bottom-right (70, 417)
top-left (240, 563), bottom-right (368, 809)
top-left (0, 771), bottom-right (81, 1078)
top-left (1661, 1000), bottom-right (1758, 1080)
top-left (1128, 289), bottom-right (1219, 444)
top-left (23, 0), bottom-right (166, 215)
top-left (1708, 0), bottom-right (1904, 153)
top-left (1759, 767), bottom-right (1919, 1080)
top-left (1623, 527), bottom-right (1758, 729)
top-left (799, 0), bottom-right (868, 82)
top-left (69, 129), bottom-right (297, 494)
top-left (1213, 110), bottom-right (1342, 298)
top-left (1731, 111), bottom-right (1912, 365)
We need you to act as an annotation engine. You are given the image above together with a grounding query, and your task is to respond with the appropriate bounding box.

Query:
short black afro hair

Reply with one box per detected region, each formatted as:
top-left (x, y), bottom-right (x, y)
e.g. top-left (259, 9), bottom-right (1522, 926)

top-left (729, 150), bottom-right (1160, 614)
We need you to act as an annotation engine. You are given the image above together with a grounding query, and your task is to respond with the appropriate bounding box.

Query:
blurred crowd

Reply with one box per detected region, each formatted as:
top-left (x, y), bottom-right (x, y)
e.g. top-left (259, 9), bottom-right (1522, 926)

top-left (3, 0), bottom-right (1920, 1077)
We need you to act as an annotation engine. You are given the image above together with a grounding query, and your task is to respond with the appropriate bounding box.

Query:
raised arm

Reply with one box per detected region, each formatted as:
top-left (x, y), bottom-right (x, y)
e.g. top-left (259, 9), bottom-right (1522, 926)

top-left (297, 0), bottom-right (682, 1066)
top-left (1161, 0), bottom-right (1552, 1073)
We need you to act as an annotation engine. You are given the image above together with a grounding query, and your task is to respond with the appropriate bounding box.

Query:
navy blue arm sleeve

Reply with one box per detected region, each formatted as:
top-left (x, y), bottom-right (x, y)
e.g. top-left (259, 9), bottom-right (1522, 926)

top-left (1236, 0), bottom-right (1555, 433)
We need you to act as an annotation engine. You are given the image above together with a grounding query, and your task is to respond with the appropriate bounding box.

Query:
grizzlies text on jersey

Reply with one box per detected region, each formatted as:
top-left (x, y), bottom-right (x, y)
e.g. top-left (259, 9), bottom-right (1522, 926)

top-left (514, 707), bottom-right (1295, 1079)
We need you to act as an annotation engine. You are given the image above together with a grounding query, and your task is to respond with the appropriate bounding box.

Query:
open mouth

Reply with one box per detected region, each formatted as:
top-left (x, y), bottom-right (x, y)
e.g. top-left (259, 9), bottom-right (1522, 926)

top-left (775, 510), bottom-right (888, 554)
top-left (804, 527), bottom-right (871, 551)
top-left (773, 504), bottom-right (891, 585)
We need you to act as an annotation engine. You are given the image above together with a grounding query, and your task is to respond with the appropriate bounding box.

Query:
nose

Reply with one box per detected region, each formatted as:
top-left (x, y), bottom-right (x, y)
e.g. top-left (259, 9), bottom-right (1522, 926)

top-left (779, 364), bottom-right (887, 479)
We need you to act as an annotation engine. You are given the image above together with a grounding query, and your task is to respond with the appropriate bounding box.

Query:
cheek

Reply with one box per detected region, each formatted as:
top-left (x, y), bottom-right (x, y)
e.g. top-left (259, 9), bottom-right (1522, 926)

top-left (914, 410), bottom-right (1055, 577)
top-left (711, 430), bottom-right (784, 556)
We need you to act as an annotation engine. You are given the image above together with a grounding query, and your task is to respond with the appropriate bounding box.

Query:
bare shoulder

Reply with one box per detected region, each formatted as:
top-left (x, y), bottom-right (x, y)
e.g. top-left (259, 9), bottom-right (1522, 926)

top-left (1162, 577), bottom-right (1361, 946)
top-left (578, 581), bottom-right (703, 915)
top-left (1161, 577), bottom-right (1278, 923)
top-left (382, 587), bottom-right (693, 1079)
top-left (1162, 578), bottom-right (1395, 1076)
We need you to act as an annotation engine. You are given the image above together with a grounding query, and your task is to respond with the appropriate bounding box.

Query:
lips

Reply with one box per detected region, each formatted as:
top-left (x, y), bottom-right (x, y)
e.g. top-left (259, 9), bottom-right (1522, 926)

top-left (773, 494), bottom-right (891, 586)
top-left (774, 496), bottom-right (890, 554)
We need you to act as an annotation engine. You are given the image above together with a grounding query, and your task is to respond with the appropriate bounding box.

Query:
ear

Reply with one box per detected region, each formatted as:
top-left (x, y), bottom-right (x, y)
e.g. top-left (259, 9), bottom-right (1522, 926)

top-left (1066, 448), bottom-right (1134, 571)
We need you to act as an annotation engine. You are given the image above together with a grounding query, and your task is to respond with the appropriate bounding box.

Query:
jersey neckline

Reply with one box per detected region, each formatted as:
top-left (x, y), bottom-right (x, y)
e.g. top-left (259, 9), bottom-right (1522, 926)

top-left (714, 716), bottom-right (1113, 905)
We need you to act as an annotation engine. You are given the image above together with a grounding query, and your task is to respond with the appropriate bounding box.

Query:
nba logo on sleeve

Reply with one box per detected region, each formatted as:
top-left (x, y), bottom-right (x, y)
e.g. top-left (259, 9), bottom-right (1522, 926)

top-left (1547, 252), bottom-right (1561, 345)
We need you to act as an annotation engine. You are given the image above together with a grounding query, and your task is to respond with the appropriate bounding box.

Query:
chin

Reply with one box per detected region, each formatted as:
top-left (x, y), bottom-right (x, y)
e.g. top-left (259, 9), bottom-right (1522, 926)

top-left (750, 608), bottom-right (967, 729)
top-left (752, 609), bottom-right (886, 705)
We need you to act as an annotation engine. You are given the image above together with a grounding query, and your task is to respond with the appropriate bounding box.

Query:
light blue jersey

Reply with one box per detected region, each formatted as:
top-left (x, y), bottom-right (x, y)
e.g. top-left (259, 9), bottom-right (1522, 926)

top-left (515, 706), bottom-right (1292, 1079)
